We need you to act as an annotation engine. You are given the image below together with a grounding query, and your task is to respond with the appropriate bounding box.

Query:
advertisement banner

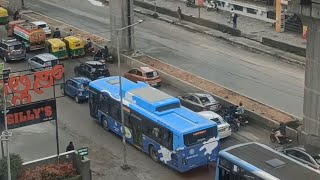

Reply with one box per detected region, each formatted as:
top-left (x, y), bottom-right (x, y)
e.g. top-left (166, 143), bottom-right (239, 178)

top-left (0, 99), bottom-right (57, 129)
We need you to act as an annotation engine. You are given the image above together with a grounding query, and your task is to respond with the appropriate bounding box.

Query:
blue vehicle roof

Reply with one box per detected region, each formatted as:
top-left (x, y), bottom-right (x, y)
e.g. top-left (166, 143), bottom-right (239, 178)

top-left (71, 77), bottom-right (91, 84)
top-left (89, 76), bottom-right (216, 134)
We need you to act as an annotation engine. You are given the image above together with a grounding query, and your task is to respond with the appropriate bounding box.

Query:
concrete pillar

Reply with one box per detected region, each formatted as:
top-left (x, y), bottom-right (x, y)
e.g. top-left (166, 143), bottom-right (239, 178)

top-left (110, 0), bottom-right (135, 53)
top-left (301, 18), bottom-right (320, 151)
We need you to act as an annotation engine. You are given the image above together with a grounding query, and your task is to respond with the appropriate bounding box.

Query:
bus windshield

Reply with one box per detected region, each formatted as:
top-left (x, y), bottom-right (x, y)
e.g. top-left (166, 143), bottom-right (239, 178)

top-left (183, 127), bottom-right (217, 146)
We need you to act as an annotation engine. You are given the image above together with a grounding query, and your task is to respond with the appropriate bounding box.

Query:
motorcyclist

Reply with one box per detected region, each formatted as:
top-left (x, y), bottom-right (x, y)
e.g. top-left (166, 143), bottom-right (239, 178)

top-left (274, 122), bottom-right (287, 144)
top-left (94, 49), bottom-right (103, 61)
top-left (102, 45), bottom-right (109, 58)
top-left (85, 38), bottom-right (93, 51)
top-left (53, 28), bottom-right (61, 38)
top-left (235, 102), bottom-right (245, 117)
top-left (13, 9), bottom-right (20, 20)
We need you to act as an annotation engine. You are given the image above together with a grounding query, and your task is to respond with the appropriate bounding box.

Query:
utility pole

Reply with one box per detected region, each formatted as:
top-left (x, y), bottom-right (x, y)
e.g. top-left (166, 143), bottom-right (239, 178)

top-left (0, 65), bottom-right (12, 180)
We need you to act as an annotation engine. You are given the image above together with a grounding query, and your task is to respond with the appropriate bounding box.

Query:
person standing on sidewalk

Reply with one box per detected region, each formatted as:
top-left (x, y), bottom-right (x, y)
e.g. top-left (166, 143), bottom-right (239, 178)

top-left (66, 141), bottom-right (75, 152)
top-left (66, 29), bottom-right (74, 36)
top-left (177, 7), bottom-right (182, 20)
top-left (228, 8), bottom-right (234, 23)
top-left (232, 13), bottom-right (238, 29)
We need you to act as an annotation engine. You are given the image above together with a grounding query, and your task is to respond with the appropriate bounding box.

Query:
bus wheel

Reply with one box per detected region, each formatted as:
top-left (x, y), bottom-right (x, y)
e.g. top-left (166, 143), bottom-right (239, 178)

top-left (102, 116), bottom-right (109, 131)
top-left (149, 145), bottom-right (159, 163)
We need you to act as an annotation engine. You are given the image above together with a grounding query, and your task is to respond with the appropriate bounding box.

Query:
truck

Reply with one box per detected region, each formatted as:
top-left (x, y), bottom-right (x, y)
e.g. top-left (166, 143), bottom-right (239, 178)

top-left (11, 21), bottom-right (46, 51)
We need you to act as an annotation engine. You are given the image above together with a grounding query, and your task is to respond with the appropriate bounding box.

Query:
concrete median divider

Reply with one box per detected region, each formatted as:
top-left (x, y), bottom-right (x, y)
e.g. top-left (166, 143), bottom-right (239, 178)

top-left (262, 37), bottom-right (306, 57)
top-left (133, 0), bottom-right (241, 36)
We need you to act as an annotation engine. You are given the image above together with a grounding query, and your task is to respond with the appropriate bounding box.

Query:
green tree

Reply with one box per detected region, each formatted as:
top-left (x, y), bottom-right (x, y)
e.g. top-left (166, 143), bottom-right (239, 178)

top-left (0, 153), bottom-right (23, 180)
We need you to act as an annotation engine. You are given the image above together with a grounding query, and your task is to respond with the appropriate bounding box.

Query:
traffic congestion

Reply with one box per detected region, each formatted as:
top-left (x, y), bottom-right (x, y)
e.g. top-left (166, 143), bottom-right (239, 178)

top-left (0, 3), bottom-right (320, 180)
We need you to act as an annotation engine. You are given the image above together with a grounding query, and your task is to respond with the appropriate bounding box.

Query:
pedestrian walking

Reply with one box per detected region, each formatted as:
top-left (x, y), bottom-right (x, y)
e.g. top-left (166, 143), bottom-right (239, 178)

top-left (66, 141), bottom-right (75, 152)
top-left (66, 29), bottom-right (73, 36)
top-left (13, 9), bottom-right (20, 20)
top-left (232, 13), bottom-right (238, 29)
top-left (228, 8), bottom-right (234, 23)
top-left (177, 7), bottom-right (182, 20)
top-left (53, 28), bottom-right (61, 38)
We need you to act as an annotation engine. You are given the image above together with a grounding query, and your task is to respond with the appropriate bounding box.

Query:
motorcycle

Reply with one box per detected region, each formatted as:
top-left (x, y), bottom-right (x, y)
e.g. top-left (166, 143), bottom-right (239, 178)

top-left (85, 46), bottom-right (95, 56)
top-left (270, 129), bottom-right (292, 144)
top-left (206, 1), bottom-right (219, 12)
top-left (224, 113), bottom-right (240, 132)
top-left (186, 0), bottom-right (195, 7)
top-left (238, 114), bottom-right (249, 127)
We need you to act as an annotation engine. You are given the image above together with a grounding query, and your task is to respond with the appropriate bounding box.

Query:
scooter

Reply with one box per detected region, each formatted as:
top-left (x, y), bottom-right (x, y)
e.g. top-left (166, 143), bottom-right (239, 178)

top-left (270, 129), bottom-right (293, 144)
top-left (206, 1), bottom-right (219, 12)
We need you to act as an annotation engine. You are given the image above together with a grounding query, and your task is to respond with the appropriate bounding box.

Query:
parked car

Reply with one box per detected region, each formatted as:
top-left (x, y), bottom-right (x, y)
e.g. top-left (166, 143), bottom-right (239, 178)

top-left (0, 38), bottom-right (26, 62)
top-left (31, 21), bottom-right (51, 36)
top-left (28, 53), bottom-right (59, 71)
top-left (198, 111), bottom-right (231, 139)
top-left (124, 67), bottom-right (161, 87)
top-left (177, 93), bottom-right (222, 112)
top-left (280, 147), bottom-right (320, 170)
top-left (61, 77), bottom-right (91, 103)
top-left (74, 61), bottom-right (110, 80)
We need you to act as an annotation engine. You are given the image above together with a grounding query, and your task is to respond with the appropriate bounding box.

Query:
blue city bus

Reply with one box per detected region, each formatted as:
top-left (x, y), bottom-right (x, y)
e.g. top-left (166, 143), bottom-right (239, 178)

top-left (88, 76), bottom-right (220, 172)
top-left (215, 142), bottom-right (320, 180)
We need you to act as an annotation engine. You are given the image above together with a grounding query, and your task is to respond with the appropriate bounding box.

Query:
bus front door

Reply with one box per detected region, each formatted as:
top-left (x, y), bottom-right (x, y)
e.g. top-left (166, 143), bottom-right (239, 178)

top-left (131, 114), bottom-right (143, 147)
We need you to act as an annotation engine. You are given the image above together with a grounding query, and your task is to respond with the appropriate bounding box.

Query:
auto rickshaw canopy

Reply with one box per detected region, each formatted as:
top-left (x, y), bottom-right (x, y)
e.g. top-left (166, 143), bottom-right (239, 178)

top-left (48, 38), bottom-right (66, 52)
top-left (0, 7), bottom-right (8, 17)
top-left (63, 36), bottom-right (84, 49)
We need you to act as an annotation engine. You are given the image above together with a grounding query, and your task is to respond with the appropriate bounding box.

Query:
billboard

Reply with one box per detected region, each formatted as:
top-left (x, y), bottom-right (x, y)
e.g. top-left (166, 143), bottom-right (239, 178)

top-left (0, 99), bottom-right (57, 129)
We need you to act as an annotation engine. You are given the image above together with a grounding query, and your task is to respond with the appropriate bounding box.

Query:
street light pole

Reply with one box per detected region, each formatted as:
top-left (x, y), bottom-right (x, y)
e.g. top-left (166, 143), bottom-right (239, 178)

top-left (116, 19), bottom-right (143, 170)
top-left (1, 65), bottom-right (11, 180)
top-left (3, 92), bottom-right (11, 180)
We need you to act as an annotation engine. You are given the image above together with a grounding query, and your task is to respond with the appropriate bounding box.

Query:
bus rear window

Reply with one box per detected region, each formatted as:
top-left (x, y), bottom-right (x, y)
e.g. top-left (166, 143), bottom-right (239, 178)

top-left (183, 127), bottom-right (217, 146)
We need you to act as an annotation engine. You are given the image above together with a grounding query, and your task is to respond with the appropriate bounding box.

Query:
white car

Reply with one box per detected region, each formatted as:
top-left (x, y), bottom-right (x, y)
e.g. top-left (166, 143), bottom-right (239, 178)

top-left (198, 111), bottom-right (231, 139)
top-left (31, 21), bottom-right (51, 35)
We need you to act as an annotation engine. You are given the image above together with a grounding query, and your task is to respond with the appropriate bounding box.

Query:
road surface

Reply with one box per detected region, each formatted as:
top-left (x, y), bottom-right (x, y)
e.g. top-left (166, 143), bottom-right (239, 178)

top-left (18, 0), bottom-right (305, 118)
top-left (0, 49), bottom-right (271, 180)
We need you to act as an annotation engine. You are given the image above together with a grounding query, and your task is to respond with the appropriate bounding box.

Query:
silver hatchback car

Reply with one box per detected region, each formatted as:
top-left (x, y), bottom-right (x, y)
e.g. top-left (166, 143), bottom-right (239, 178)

top-left (280, 147), bottom-right (320, 170)
top-left (28, 53), bottom-right (59, 71)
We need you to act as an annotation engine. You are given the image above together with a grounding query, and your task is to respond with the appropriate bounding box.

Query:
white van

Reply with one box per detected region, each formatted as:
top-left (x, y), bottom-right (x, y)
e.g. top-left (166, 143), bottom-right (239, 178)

top-left (31, 21), bottom-right (51, 36)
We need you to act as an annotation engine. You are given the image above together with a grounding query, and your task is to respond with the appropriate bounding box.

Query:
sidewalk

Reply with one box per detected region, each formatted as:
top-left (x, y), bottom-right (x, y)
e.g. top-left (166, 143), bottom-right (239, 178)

top-left (134, 2), bottom-right (306, 65)
top-left (141, 0), bottom-right (306, 48)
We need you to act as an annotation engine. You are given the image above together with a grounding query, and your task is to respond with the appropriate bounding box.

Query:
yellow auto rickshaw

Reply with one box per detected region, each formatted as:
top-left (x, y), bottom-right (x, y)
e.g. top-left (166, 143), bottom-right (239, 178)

top-left (63, 36), bottom-right (85, 58)
top-left (0, 7), bottom-right (9, 25)
top-left (47, 38), bottom-right (68, 59)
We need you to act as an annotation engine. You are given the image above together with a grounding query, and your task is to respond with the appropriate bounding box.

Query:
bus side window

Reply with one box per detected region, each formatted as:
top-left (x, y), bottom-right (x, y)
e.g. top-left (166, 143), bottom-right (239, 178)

top-left (124, 112), bottom-right (131, 128)
top-left (101, 95), bottom-right (110, 114)
top-left (110, 99), bottom-right (120, 121)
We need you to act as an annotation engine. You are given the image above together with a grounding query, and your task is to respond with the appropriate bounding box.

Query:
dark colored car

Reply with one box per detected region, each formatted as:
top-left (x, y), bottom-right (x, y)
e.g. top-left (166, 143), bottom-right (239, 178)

top-left (124, 67), bottom-right (162, 87)
top-left (74, 61), bottom-right (110, 80)
top-left (280, 147), bottom-right (320, 170)
top-left (0, 38), bottom-right (26, 62)
top-left (177, 93), bottom-right (222, 112)
top-left (61, 77), bottom-right (91, 103)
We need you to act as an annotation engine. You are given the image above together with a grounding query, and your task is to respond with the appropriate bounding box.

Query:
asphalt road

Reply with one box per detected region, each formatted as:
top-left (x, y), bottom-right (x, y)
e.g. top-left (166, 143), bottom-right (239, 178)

top-left (0, 48), bottom-right (271, 179)
top-left (18, 0), bottom-right (305, 118)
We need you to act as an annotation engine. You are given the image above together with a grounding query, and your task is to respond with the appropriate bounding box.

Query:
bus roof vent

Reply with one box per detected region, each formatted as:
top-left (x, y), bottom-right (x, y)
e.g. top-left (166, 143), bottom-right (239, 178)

top-left (265, 158), bottom-right (285, 168)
